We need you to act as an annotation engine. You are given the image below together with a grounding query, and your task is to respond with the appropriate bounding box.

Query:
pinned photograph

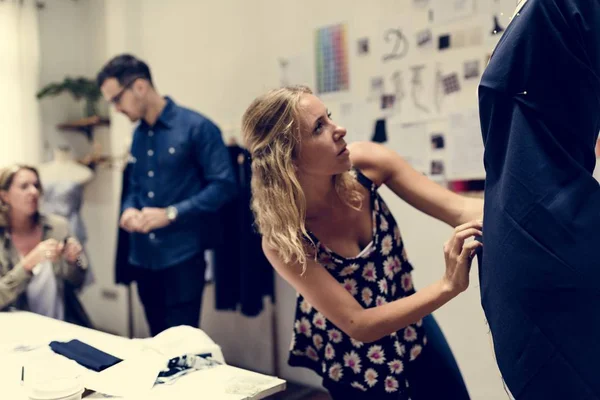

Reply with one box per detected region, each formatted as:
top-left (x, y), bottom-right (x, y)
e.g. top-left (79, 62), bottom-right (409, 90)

top-left (357, 37), bottom-right (370, 55)
top-left (441, 73), bottom-right (461, 95)
top-left (371, 76), bottom-right (384, 92)
top-left (464, 60), bottom-right (481, 79)
top-left (416, 29), bottom-right (433, 48)
top-left (381, 94), bottom-right (396, 110)
top-left (431, 133), bottom-right (445, 150)
top-left (438, 34), bottom-right (451, 50)
top-left (431, 160), bottom-right (445, 175)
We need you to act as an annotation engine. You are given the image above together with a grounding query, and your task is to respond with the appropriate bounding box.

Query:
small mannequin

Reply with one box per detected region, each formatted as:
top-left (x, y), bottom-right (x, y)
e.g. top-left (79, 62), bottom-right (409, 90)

top-left (39, 147), bottom-right (94, 186)
top-left (38, 146), bottom-right (95, 289)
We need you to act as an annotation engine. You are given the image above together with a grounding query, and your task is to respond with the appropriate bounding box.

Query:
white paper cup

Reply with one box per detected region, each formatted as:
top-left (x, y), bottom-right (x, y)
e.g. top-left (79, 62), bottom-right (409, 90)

top-left (26, 376), bottom-right (84, 400)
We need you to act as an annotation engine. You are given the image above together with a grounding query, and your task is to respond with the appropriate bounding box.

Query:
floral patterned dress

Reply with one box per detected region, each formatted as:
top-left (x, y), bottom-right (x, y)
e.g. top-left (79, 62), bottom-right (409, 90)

top-left (288, 169), bottom-right (427, 399)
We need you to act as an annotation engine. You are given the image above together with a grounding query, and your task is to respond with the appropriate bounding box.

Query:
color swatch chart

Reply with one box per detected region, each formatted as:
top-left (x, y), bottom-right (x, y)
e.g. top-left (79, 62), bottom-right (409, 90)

top-left (315, 24), bottom-right (350, 94)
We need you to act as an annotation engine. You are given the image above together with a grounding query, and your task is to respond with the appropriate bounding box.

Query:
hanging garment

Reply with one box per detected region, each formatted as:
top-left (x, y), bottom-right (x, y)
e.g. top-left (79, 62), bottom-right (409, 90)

top-left (115, 164), bottom-right (135, 285)
top-left (213, 145), bottom-right (274, 317)
top-left (478, 0), bottom-right (600, 398)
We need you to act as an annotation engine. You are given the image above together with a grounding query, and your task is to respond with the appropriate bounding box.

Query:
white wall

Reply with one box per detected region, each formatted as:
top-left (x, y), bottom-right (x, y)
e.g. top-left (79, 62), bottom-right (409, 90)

top-left (36, 0), bottom-right (131, 337)
top-left (33, 0), bottom-right (515, 397)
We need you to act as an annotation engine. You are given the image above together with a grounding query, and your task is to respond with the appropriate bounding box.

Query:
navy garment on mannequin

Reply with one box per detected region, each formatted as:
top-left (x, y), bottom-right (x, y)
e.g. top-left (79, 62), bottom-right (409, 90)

top-left (478, 0), bottom-right (600, 398)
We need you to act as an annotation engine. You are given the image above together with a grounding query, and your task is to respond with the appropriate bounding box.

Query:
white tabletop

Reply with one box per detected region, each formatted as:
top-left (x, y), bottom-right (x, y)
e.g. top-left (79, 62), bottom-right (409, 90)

top-left (0, 311), bottom-right (285, 399)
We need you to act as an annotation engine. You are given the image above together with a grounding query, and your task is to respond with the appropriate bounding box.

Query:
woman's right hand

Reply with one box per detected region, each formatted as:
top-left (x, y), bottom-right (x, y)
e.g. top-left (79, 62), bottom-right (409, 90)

top-left (22, 239), bottom-right (64, 271)
top-left (442, 220), bottom-right (483, 295)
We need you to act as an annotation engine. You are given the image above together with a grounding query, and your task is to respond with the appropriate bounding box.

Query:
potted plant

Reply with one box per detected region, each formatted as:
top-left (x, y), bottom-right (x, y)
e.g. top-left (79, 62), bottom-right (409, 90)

top-left (36, 76), bottom-right (102, 118)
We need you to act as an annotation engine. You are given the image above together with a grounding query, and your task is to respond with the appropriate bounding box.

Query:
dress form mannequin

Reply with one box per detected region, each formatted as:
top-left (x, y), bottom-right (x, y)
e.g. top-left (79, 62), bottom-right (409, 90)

top-left (39, 146), bottom-right (95, 288)
top-left (39, 147), bottom-right (94, 186)
top-left (479, 0), bottom-right (600, 397)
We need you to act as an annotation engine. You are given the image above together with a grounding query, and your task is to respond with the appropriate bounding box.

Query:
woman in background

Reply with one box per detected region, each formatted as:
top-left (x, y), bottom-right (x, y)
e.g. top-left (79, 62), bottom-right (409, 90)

top-left (0, 164), bottom-right (89, 326)
top-left (242, 85), bottom-right (482, 399)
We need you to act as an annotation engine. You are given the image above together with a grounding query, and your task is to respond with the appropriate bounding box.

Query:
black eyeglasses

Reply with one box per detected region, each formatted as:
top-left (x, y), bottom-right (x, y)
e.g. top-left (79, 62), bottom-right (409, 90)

top-left (110, 75), bottom-right (145, 105)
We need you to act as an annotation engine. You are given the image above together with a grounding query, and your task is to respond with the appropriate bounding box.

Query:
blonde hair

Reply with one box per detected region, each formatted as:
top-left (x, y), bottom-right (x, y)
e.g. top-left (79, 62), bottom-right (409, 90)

top-left (0, 164), bottom-right (42, 227)
top-left (242, 85), bottom-right (362, 271)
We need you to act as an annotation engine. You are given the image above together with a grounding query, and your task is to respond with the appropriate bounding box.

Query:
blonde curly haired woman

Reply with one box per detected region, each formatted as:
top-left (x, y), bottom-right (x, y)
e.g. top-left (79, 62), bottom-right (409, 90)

top-left (242, 86), bottom-right (483, 400)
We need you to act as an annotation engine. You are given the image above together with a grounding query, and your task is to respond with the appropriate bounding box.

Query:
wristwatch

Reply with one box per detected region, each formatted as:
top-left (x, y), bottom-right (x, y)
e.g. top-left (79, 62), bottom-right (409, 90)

top-left (166, 206), bottom-right (178, 222)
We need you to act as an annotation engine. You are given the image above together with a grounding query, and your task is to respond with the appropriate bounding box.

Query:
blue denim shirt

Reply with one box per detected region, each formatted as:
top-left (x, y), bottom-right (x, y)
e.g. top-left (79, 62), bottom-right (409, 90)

top-left (123, 97), bottom-right (237, 269)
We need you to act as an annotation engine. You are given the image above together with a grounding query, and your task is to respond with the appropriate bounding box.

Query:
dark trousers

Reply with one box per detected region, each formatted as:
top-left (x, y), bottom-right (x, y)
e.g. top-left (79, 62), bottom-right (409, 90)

top-left (326, 315), bottom-right (470, 400)
top-left (134, 253), bottom-right (206, 337)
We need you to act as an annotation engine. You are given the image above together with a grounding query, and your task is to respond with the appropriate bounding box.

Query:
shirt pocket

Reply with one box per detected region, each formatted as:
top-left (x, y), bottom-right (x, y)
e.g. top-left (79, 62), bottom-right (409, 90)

top-left (157, 139), bottom-right (191, 171)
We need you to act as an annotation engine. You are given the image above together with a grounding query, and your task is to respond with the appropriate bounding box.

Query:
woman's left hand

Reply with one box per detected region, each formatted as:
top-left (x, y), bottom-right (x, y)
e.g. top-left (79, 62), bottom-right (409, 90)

top-left (63, 237), bottom-right (83, 264)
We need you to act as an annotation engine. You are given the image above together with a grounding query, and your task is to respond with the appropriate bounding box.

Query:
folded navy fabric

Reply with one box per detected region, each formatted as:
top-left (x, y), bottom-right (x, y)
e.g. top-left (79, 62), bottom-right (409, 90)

top-left (49, 339), bottom-right (122, 372)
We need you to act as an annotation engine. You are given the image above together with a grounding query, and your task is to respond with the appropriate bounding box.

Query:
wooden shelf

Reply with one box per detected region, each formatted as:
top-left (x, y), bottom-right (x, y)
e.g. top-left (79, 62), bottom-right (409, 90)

top-left (57, 116), bottom-right (109, 141)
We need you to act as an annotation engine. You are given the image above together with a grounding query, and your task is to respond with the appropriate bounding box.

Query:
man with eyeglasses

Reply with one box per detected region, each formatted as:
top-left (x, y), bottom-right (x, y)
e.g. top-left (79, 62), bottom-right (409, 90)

top-left (97, 54), bottom-right (237, 336)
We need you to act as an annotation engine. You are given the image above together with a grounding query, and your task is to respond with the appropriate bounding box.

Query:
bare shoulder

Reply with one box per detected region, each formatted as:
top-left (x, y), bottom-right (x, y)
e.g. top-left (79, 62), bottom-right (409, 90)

top-left (348, 141), bottom-right (394, 186)
top-left (261, 238), bottom-right (366, 338)
top-left (261, 237), bottom-right (304, 277)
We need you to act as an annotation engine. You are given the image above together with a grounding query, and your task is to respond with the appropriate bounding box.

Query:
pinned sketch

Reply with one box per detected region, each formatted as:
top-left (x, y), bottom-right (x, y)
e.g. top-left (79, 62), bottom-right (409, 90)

top-left (357, 37), bottom-right (370, 56)
top-left (410, 65), bottom-right (430, 114)
top-left (434, 64), bottom-right (445, 113)
top-left (431, 0), bottom-right (476, 23)
top-left (391, 70), bottom-right (405, 103)
top-left (377, 63), bottom-right (439, 124)
top-left (441, 73), bottom-right (461, 95)
top-left (381, 28), bottom-right (409, 62)
top-left (337, 101), bottom-right (376, 143)
top-left (463, 60), bottom-right (481, 80)
top-left (416, 29), bottom-right (433, 48)
top-left (369, 76), bottom-right (385, 100)
top-left (445, 108), bottom-right (486, 180)
top-left (386, 118), bottom-right (429, 173)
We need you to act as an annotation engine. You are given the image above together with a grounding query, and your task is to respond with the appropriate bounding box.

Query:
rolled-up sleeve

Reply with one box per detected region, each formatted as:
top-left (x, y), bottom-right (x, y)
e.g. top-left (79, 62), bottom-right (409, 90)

top-left (0, 262), bottom-right (32, 310)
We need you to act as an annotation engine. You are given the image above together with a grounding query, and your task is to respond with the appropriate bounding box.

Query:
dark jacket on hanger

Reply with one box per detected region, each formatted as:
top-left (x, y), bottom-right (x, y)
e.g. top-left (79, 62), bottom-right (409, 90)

top-left (115, 163), bottom-right (134, 285)
top-left (213, 145), bottom-right (274, 317)
top-left (115, 146), bottom-right (274, 316)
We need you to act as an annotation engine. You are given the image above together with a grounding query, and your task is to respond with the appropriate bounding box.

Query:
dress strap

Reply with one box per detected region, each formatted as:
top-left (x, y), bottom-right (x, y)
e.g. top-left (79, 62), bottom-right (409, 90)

top-left (352, 167), bottom-right (375, 191)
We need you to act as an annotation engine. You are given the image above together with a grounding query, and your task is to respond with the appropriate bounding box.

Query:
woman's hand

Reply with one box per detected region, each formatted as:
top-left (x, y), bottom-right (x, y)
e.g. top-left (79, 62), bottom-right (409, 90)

top-left (442, 219), bottom-right (483, 295)
top-left (22, 239), bottom-right (64, 271)
top-left (62, 237), bottom-right (83, 265)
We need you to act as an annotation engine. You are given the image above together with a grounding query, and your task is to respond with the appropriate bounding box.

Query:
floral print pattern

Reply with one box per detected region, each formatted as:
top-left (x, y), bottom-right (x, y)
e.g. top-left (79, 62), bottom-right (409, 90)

top-left (288, 169), bottom-right (426, 398)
